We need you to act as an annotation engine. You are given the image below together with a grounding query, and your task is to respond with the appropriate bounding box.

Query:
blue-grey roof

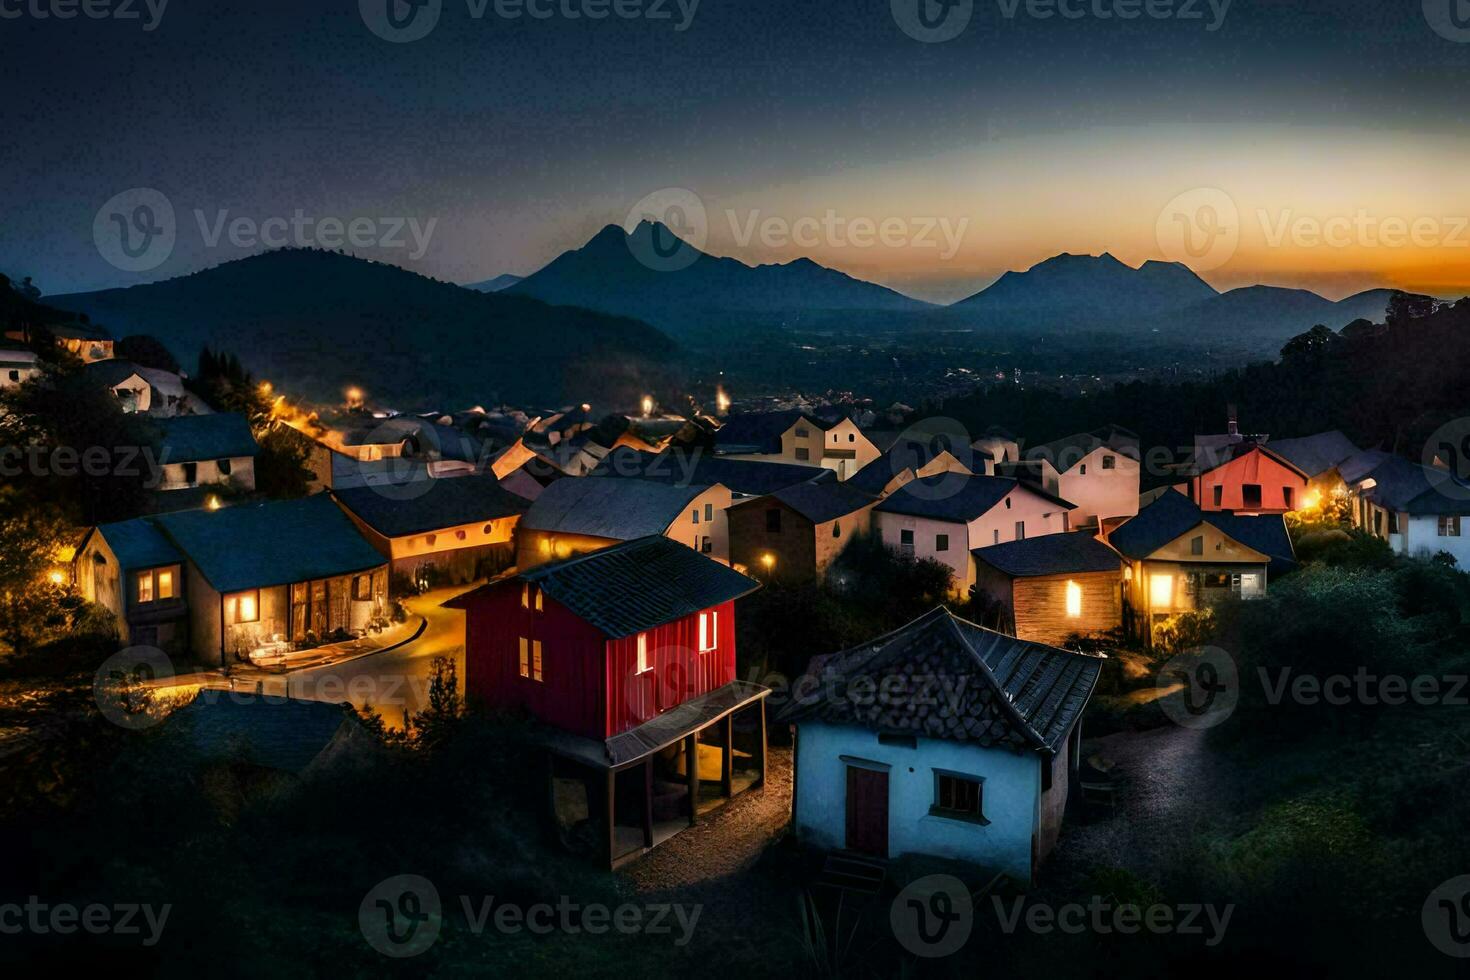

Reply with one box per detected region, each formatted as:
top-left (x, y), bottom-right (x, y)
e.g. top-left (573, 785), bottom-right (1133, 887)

top-left (779, 607), bottom-right (1102, 754)
top-left (449, 535), bottom-right (760, 639)
top-left (713, 410), bottom-right (812, 454)
top-left (593, 446), bottom-right (831, 497)
top-left (1108, 490), bottom-right (1296, 571)
top-left (1356, 454), bottom-right (1470, 516)
top-left (153, 495), bottom-right (386, 593)
top-left (149, 413), bottom-right (259, 463)
top-left (332, 474), bottom-right (529, 538)
top-left (520, 473), bottom-right (707, 539)
top-left (972, 530), bottom-right (1122, 577)
top-left (1339, 449), bottom-right (1394, 485)
top-left (166, 690), bottom-right (356, 774)
top-left (1264, 431), bottom-right (1361, 479)
top-left (757, 481), bottom-right (877, 525)
top-left (1027, 425), bottom-right (1139, 474)
top-left (93, 517), bottom-right (184, 572)
top-left (875, 472), bottom-right (1073, 523)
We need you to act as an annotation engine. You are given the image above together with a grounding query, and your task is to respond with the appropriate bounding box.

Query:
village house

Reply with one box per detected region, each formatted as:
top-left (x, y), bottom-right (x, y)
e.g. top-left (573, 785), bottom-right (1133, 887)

top-left (0, 347), bottom-right (40, 389)
top-left (715, 410), bottom-right (880, 480)
top-left (50, 323), bottom-right (114, 363)
top-left (779, 607), bottom-right (1102, 884)
top-left (331, 472), bottom-right (531, 588)
top-left (1013, 425), bottom-right (1141, 529)
top-left (1341, 451), bottom-right (1470, 567)
top-left (444, 535), bottom-right (768, 867)
top-left (971, 530), bottom-right (1124, 647)
top-left (149, 413), bottom-right (260, 494)
top-left (1172, 440), bottom-right (1309, 515)
top-left (76, 495), bottom-right (390, 666)
top-left (593, 446), bottom-right (832, 499)
top-left (972, 426), bottom-right (1021, 466)
top-left (84, 359), bottom-right (206, 417)
top-left (1106, 489), bottom-right (1295, 643)
top-left (516, 473), bottom-right (733, 570)
top-left (727, 481), bottom-right (878, 582)
top-left (873, 473), bottom-right (1076, 594)
top-left (1265, 430), bottom-right (1363, 516)
top-left (849, 433), bottom-right (991, 499)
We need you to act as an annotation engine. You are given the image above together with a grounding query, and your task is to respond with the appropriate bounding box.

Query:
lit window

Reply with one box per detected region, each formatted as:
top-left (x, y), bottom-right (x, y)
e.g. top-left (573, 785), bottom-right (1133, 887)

top-left (535, 588), bottom-right (543, 611)
top-left (521, 583), bottom-right (529, 608)
top-left (1150, 574), bottom-right (1173, 609)
top-left (1065, 580), bottom-right (1082, 618)
top-left (519, 637), bottom-right (530, 677)
top-left (156, 568), bottom-right (175, 600)
top-left (699, 611), bottom-right (719, 652)
top-left (136, 571), bottom-right (154, 604)
top-left (636, 633), bottom-right (651, 673)
top-left (532, 640), bottom-right (543, 681)
top-left (226, 590), bottom-right (260, 625)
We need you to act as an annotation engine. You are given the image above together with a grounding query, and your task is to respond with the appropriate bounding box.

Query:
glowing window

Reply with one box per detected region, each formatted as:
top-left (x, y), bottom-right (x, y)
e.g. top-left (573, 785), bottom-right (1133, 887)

top-left (156, 568), bottom-right (175, 600)
top-left (636, 633), bottom-right (651, 673)
top-left (698, 610), bottom-right (719, 652)
top-left (1065, 580), bottom-right (1082, 618)
top-left (532, 640), bottom-right (543, 681)
top-left (1149, 574), bottom-right (1173, 609)
top-left (518, 637), bottom-right (530, 677)
top-left (226, 590), bottom-right (260, 625)
top-left (136, 571), bottom-right (154, 604)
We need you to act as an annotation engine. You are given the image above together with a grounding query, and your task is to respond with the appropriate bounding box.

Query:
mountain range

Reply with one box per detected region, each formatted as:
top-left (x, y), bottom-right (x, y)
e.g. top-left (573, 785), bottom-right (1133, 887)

top-left (465, 273), bottom-right (523, 293)
top-left (50, 249), bottom-right (678, 410)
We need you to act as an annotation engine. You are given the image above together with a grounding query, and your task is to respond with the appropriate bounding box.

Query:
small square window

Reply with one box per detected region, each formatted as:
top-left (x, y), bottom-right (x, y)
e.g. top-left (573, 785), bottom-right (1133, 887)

top-left (1441, 516), bottom-right (1462, 537)
top-left (935, 533), bottom-right (949, 552)
top-left (1102, 455), bottom-right (1116, 470)
top-left (1190, 535), bottom-right (1204, 556)
top-left (795, 448), bottom-right (809, 461)
top-left (932, 772), bottom-right (985, 822)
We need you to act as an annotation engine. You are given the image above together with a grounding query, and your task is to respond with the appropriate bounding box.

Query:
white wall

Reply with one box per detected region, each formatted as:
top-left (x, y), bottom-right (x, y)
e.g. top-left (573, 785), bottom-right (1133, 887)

top-left (793, 721), bottom-right (1042, 884)
top-left (1055, 446), bottom-right (1140, 528)
top-left (662, 484), bottom-right (733, 564)
top-left (159, 456), bottom-right (257, 492)
top-left (1403, 514), bottom-right (1470, 568)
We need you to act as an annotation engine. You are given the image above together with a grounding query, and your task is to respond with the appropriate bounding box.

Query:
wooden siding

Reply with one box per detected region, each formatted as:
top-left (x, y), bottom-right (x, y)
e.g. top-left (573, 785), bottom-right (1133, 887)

top-left (1010, 571), bottom-right (1120, 647)
top-left (603, 599), bottom-right (737, 735)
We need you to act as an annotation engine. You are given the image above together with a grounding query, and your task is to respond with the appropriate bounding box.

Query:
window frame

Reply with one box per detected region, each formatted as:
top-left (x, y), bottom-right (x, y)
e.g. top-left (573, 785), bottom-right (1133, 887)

top-left (698, 610), bottom-right (719, 653)
top-left (930, 770), bottom-right (987, 824)
top-left (224, 589), bottom-right (260, 625)
top-left (636, 632), bottom-right (652, 674)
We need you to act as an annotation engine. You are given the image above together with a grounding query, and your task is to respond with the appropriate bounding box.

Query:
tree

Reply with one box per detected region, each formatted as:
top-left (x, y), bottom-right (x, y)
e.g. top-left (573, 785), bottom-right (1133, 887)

top-left (116, 335), bottom-right (181, 374)
top-left (409, 656), bottom-right (465, 750)
top-left (0, 487), bottom-right (76, 657)
top-left (1386, 290), bottom-right (1437, 328)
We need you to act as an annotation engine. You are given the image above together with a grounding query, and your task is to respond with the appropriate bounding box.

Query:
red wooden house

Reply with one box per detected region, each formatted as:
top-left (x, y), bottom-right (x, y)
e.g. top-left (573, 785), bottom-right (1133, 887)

top-left (1177, 442), bottom-right (1309, 514)
top-left (445, 534), bottom-right (767, 867)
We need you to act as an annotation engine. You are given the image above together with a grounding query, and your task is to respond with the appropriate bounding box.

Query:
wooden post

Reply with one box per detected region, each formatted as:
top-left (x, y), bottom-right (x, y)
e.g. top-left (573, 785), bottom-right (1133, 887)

top-left (721, 714), bottom-right (734, 800)
top-left (755, 699), bottom-right (768, 789)
top-left (685, 733), bottom-right (698, 826)
top-left (642, 759), bottom-right (654, 848)
top-left (605, 769), bottom-right (617, 868)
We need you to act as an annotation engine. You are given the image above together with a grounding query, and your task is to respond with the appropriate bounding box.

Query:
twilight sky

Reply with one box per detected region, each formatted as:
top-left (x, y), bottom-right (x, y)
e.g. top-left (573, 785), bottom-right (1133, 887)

top-left (3, 0), bottom-right (1470, 302)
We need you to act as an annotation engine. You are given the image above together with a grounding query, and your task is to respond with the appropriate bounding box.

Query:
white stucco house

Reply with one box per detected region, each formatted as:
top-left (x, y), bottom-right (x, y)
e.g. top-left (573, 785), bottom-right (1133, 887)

top-left (779, 607), bottom-right (1102, 884)
top-left (85, 360), bottom-right (208, 417)
top-left (1015, 425), bottom-right (1141, 529)
top-left (873, 472), bottom-right (1076, 593)
top-left (150, 413), bottom-right (260, 494)
top-left (714, 410), bottom-right (880, 480)
top-left (1, 348), bottom-right (41, 389)
top-left (1343, 450), bottom-right (1470, 568)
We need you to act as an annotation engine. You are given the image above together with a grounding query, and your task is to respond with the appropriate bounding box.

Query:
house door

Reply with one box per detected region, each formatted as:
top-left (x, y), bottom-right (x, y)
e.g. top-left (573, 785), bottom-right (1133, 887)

top-left (845, 765), bottom-right (889, 857)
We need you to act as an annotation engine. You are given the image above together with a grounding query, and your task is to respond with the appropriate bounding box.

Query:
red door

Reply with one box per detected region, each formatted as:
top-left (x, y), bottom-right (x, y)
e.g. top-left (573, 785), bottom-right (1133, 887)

top-left (845, 765), bottom-right (889, 857)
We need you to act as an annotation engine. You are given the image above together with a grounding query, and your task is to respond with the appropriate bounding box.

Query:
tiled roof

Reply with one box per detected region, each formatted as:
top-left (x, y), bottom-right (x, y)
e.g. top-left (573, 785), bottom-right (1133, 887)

top-left (520, 473), bottom-right (708, 539)
top-left (605, 680), bottom-right (769, 766)
top-left (1265, 430), bottom-right (1361, 479)
top-left (593, 446), bottom-right (831, 497)
top-left (450, 535), bottom-right (760, 639)
top-left (1356, 454), bottom-right (1470, 516)
top-left (778, 607), bottom-right (1102, 754)
top-left (1108, 491), bottom-right (1297, 571)
top-left (148, 413), bottom-right (259, 463)
top-left (166, 690), bottom-right (357, 774)
top-left (739, 481), bottom-right (876, 525)
top-left (153, 495), bottom-right (386, 593)
top-left (332, 473), bottom-right (530, 538)
top-left (875, 472), bottom-right (1073, 523)
top-left (972, 530), bottom-right (1122, 577)
top-left (91, 517), bottom-right (184, 572)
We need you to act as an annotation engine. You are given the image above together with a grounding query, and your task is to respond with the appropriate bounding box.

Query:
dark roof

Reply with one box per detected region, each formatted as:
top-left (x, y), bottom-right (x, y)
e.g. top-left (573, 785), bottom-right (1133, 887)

top-left (520, 474), bottom-right (707, 539)
top-left (712, 410), bottom-right (810, 454)
top-left (752, 481), bottom-right (877, 525)
top-left (166, 690), bottom-right (357, 774)
top-left (1027, 426), bottom-right (1139, 474)
top-left (875, 473), bottom-right (1073, 523)
top-left (1264, 431), bottom-right (1361, 479)
top-left (605, 680), bottom-right (769, 766)
top-left (972, 530), bottom-right (1122, 577)
top-left (1179, 440), bottom-right (1309, 479)
top-left (91, 516), bottom-right (184, 571)
top-left (332, 474), bottom-right (529, 538)
top-left (149, 413), bottom-right (259, 463)
top-left (448, 535), bottom-right (760, 639)
top-left (1108, 490), bottom-right (1296, 570)
top-left (848, 434), bottom-right (987, 496)
top-left (153, 495), bottom-right (386, 593)
top-left (1357, 454), bottom-right (1470, 516)
top-left (778, 607), bottom-right (1102, 754)
top-left (1339, 449), bottom-right (1394, 485)
top-left (594, 446), bottom-right (831, 497)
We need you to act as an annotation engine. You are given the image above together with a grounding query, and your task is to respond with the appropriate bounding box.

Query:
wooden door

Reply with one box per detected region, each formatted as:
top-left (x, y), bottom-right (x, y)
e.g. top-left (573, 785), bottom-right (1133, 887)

top-left (310, 580), bottom-right (328, 636)
top-left (845, 765), bottom-right (889, 857)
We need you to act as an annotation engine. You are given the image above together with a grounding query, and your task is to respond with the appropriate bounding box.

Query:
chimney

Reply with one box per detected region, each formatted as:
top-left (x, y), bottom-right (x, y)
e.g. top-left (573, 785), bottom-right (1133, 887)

top-left (1226, 404), bottom-right (1239, 438)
